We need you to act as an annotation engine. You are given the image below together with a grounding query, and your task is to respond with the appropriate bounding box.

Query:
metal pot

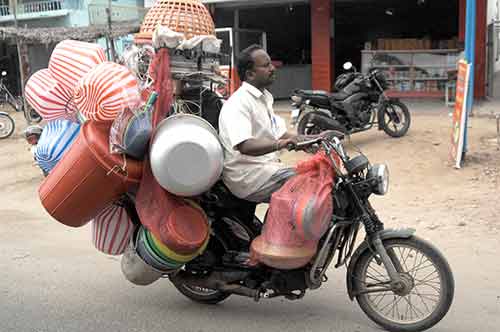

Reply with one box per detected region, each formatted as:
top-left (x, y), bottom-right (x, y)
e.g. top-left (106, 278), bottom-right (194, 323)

top-left (150, 114), bottom-right (223, 196)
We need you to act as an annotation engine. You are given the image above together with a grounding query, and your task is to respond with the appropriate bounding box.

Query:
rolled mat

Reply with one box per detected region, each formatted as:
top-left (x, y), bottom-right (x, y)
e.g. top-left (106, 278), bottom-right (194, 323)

top-left (34, 119), bottom-right (80, 174)
top-left (48, 40), bottom-right (106, 93)
top-left (74, 62), bottom-right (141, 122)
top-left (91, 204), bottom-right (135, 256)
top-left (25, 69), bottom-right (77, 121)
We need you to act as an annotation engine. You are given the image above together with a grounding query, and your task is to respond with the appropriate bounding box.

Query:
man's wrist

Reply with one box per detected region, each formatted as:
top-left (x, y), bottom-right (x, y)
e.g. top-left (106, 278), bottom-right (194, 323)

top-left (275, 139), bottom-right (283, 151)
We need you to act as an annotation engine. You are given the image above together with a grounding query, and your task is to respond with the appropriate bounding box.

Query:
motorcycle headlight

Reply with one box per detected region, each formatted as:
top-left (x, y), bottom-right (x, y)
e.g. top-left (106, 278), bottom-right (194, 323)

top-left (368, 164), bottom-right (389, 195)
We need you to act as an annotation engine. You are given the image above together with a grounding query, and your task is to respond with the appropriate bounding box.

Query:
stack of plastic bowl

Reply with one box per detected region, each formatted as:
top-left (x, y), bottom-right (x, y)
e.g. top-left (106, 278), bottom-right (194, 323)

top-left (135, 225), bottom-right (209, 274)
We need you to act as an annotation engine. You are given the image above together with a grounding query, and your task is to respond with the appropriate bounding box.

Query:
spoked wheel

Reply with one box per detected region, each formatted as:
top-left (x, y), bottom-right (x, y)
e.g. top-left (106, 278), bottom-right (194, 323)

top-left (0, 113), bottom-right (15, 139)
top-left (352, 237), bottom-right (454, 332)
top-left (381, 101), bottom-right (411, 138)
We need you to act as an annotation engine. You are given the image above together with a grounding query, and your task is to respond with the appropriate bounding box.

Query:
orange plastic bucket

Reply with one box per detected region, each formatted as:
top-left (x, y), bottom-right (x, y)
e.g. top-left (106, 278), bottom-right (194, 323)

top-left (39, 121), bottom-right (143, 228)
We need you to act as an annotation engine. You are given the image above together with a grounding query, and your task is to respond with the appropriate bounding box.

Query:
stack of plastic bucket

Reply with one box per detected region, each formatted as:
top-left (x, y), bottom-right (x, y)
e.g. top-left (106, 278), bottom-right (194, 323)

top-left (38, 121), bottom-right (143, 228)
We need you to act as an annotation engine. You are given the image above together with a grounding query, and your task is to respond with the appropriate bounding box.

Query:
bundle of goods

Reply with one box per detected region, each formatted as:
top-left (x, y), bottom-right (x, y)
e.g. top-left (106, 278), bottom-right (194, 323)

top-left (250, 152), bottom-right (338, 269)
top-left (35, 10), bottom-right (225, 284)
top-left (134, 0), bottom-right (225, 83)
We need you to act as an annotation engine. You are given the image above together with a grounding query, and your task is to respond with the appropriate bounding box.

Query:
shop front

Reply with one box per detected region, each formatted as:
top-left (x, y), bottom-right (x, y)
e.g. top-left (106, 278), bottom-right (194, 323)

top-left (205, 0), bottom-right (487, 100)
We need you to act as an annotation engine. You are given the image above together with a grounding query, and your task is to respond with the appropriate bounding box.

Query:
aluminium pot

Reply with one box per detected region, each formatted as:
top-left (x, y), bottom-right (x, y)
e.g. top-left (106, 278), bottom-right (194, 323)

top-left (150, 114), bottom-right (223, 196)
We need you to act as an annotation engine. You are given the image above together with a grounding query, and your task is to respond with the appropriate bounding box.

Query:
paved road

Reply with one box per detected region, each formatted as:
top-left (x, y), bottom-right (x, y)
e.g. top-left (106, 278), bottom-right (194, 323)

top-left (1, 108), bottom-right (500, 332)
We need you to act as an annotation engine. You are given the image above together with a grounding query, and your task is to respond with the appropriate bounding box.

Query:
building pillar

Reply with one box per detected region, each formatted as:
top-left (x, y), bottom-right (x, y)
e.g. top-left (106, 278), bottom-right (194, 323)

top-left (311, 0), bottom-right (332, 91)
top-left (474, 0), bottom-right (486, 98)
top-left (459, 0), bottom-right (466, 42)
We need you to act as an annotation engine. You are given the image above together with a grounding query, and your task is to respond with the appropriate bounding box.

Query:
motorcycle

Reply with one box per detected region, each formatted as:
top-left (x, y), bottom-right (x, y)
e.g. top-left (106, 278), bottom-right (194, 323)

top-left (123, 133), bottom-right (454, 332)
top-left (290, 62), bottom-right (411, 138)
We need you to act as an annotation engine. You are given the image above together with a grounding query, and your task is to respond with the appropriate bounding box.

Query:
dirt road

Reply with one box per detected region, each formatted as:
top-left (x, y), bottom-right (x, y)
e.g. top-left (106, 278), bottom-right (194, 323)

top-left (1, 103), bottom-right (499, 332)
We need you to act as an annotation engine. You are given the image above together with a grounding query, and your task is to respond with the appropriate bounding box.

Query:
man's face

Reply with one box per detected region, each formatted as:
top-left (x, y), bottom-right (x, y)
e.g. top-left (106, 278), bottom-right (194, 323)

top-left (248, 49), bottom-right (276, 88)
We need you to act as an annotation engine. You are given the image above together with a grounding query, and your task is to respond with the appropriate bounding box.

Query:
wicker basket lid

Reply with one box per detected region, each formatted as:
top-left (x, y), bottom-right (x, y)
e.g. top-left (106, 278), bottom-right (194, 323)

top-left (135, 0), bottom-right (215, 44)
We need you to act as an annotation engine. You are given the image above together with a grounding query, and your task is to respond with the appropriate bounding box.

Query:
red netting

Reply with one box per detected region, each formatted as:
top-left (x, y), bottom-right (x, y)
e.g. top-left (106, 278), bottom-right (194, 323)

top-left (250, 151), bottom-right (340, 269)
top-left (135, 49), bottom-right (208, 255)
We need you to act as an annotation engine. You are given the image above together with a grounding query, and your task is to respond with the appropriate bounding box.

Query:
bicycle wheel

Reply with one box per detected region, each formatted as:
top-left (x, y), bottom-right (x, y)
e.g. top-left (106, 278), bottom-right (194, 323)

top-left (0, 113), bottom-right (15, 139)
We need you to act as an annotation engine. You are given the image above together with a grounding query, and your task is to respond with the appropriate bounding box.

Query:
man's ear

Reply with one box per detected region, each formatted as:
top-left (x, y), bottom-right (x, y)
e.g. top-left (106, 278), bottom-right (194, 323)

top-left (245, 69), bottom-right (254, 81)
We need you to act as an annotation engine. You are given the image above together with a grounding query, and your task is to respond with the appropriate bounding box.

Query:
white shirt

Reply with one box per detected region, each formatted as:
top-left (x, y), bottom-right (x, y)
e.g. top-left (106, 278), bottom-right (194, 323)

top-left (218, 82), bottom-right (288, 199)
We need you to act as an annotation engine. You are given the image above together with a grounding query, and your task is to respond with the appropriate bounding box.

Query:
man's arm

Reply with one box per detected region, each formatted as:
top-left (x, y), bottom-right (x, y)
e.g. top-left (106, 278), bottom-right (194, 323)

top-left (236, 137), bottom-right (294, 156)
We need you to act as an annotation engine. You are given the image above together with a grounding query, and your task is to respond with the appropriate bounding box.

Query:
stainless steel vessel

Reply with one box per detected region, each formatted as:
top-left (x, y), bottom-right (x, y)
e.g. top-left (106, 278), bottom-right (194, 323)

top-left (150, 114), bottom-right (223, 196)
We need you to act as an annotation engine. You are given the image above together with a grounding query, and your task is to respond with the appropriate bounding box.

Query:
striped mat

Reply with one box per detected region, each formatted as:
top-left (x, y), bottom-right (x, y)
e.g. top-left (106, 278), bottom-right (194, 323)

top-left (48, 40), bottom-right (106, 94)
top-left (74, 62), bottom-right (141, 122)
top-left (91, 204), bottom-right (135, 256)
top-left (34, 119), bottom-right (80, 174)
top-left (25, 69), bottom-right (77, 121)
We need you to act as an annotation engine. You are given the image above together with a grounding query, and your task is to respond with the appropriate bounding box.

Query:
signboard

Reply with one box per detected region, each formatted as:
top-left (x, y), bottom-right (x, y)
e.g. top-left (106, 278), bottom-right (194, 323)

top-left (450, 60), bottom-right (470, 169)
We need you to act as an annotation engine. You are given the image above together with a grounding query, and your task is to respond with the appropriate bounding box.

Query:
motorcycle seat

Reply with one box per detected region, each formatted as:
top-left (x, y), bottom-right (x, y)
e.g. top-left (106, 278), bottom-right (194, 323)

top-left (295, 90), bottom-right (331, 109)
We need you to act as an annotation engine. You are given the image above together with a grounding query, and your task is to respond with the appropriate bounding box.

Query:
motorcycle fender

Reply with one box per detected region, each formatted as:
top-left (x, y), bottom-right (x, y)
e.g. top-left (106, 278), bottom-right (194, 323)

top-left (345, 228), bottom-right (416, 300)
top-left (376, 98), bottom-right (400, 130)
top-left (0, 111), bottom-right (8, 116)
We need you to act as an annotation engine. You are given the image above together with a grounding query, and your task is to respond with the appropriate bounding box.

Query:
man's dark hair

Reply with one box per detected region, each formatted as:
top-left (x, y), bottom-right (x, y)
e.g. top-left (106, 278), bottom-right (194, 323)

top-left (237, 44), bottom-right (264, 82)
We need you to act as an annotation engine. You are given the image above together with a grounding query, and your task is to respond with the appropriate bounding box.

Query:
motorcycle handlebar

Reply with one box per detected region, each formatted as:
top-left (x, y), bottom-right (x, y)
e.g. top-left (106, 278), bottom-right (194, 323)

top-left (286, 131), bottom-right (345, 151)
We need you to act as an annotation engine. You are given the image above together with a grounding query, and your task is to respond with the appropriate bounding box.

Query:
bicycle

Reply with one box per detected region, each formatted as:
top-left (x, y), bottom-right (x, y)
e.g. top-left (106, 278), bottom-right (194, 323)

top-left (0, 70), bottom-right (42, 126)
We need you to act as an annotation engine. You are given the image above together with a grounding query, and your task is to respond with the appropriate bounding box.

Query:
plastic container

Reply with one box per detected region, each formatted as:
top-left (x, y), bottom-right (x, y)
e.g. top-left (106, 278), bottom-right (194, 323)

top-left (38, 121), bottom-right (143, 228)
top-left (136, 226), bottom-right (208, 273)
top-left (250, 236), bottom-right (317, 270)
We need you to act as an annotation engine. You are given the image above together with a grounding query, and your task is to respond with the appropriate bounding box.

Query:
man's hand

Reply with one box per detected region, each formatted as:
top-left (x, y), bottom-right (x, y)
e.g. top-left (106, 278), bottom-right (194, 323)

top-left (280, 135), bottom-right (318, 151)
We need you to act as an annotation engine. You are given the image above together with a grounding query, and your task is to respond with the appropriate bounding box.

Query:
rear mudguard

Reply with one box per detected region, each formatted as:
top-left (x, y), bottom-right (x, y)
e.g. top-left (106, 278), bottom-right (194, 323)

top-left (377, 97), bottom-right (400, 130)
top-left (346, 228), bottom-right (415, 300)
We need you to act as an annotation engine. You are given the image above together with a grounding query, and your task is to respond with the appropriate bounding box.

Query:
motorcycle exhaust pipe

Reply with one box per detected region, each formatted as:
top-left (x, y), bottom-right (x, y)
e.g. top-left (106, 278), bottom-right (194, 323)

top-left (171, 271), bottom-right (261, 300)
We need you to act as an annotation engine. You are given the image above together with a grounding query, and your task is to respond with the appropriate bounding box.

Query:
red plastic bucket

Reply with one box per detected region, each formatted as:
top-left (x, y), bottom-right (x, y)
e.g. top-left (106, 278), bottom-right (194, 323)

top-left (39, 121), bottom-right (143, 227)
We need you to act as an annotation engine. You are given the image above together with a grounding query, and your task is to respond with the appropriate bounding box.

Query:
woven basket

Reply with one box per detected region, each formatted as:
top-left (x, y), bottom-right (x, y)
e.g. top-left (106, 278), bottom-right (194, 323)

top-left (135, 0), bottom-right (215, 44)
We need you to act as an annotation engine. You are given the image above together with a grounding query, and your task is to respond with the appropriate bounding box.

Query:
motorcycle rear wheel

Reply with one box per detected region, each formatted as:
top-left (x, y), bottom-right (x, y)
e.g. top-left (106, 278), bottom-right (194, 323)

top-left (0, 113), bottom-right (15, 139)
top-left (170, 233), bottom-right (232, 304)
top-left (353, 236), bottom-right (454, 332)
top-left (297, 111), bottom-right (345, 136)
top-left (380, 101), bottom-right (411, 138)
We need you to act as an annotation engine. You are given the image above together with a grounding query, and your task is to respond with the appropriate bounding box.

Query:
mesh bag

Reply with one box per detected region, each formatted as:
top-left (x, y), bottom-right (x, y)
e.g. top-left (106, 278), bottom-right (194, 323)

top-left (135, 49), bottom-right (208, 256)
top-left (250, 151), bottom-right (339, 269)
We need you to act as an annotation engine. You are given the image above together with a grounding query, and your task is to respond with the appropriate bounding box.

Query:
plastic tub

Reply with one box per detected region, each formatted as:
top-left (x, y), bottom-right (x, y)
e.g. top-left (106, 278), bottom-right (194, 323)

top-left (39, 121), bottom-right (143, 228)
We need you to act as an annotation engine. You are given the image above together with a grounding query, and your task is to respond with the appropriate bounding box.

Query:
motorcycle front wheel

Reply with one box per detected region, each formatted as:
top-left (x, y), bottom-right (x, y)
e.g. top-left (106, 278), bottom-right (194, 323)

top-left (352, 236), bottom-right (454, 332)
top-left (380, 101), bottom-right (411, 138)
top-left (0, 113), bottom-right (15, 139)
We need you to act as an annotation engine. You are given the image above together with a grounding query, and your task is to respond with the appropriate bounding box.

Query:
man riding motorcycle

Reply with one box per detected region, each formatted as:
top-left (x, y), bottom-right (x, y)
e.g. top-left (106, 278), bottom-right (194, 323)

top-left (218, 44), bottom-right (326, 203)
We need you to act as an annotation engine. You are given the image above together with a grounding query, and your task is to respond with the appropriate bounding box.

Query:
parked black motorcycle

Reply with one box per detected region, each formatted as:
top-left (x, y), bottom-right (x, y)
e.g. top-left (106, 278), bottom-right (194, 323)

top-left (123, 134), bottom-right (454, 332)
top-left (290, 62), bottom-right (411, 138)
